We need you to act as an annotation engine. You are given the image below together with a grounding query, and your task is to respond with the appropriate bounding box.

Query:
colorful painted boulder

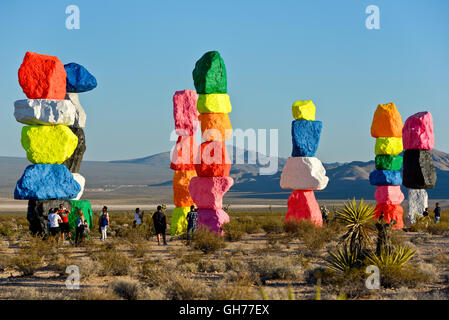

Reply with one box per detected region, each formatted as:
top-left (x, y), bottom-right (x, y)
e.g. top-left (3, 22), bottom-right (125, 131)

top-left (374, 137), bottom-right (403, 156)
top-left (18, 51), bottom-right (67, 100)
top-left (14, 99), bottom-right (76, 126)
top-left (292, 100), bottom-right (316, 121)
top-left (192, 51), bottom-right (227, 94)
top-left (197, 208), bottom-right (230, 234)
top-left (198, 113), bottom-right (232, 141)
top-left (188, 176), bottom-right (234, 209)
top-left (173, 170), bottom-right (196, 207)
top-left (21, 125), bottom-right (78, 164)
top-left (195, 141), bottom-right (232, 177)
top-left (170, 135), bottom-right (198, 171)
top-left (285, 190), bottom-right (322, 226)
top-left (406, 189), bottom-right (428, 226)
top-left (291, 120), bottom-right (322, 157)
top-left (197, 94), bottom-right (232, 114)
top-left (374, 186), bottom-right (404, 205)
top-left (369, 170), bottom-right (402, 186)
top-left (371, 103), bottom-right (403, 138)
top-left (402, 149), bottom-right (436, 189)
top-left (280, 157), bottom-right (328, 190)
top-left (402, 111), bottom-right (434, 150)
top-left (14, 164), bottom-right (81, 200)
top-left (375, 155), bottom-right (403, 171)
top-left (170, 207), bottom-right (190, 236)
top-left (374, 204), bottom-right (404, 229)
top-left (64, 63), bottom-right (97, 93)
top-left (173, 90), bottom-right (199, 136)
top-left (65, 93), bottom-right (87, 128)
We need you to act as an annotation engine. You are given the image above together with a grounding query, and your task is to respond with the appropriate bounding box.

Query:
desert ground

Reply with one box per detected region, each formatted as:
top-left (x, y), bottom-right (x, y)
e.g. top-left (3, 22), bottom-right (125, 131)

top-left (1, 203), bottom-right (449, 300)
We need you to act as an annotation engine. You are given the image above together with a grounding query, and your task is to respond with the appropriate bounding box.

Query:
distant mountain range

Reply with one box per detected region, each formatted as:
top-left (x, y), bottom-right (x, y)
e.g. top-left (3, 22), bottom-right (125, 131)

top-left (1, 149), bottom-right (448, 201)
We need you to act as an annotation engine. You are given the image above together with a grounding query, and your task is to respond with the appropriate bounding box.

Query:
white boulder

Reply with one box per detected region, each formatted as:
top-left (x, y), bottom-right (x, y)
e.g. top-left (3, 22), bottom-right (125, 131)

top-left (406, 189), bottom-right (428, 226)
top-left (72, 173), bottom-right (85, 200)
top-left (280, 157), bottom-right (329, 190)
top-left (14, 99), bottom-right (76, 125)
top-left (66, 93), bottom-right (87, 128)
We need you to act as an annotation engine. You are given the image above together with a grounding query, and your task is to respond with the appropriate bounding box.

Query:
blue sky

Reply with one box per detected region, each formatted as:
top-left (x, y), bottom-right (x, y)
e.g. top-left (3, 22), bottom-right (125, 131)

top-left (0, 0), bottom-right (448, 163)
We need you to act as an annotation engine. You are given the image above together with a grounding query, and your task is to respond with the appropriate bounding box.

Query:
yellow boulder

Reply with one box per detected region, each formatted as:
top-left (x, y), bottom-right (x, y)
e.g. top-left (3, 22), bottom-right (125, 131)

top-left (197, 94), bottom-right (232, 114)
top-left (292, 100), bottom-right (316, 121)
top-left (170, 206), bottom-right (190, 236)
top-left (375, 137), bottom-right (403, 156)
top-left (21, 125), bottom-right (78, 164)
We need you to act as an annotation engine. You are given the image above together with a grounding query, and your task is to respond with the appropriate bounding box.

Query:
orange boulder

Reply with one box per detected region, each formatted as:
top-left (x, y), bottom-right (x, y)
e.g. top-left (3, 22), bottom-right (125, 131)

top-left (198, 113), bottom-right (232, 141)
top-left (195, 141), bottom-right (231, 177)
top-left (170, 135), bottom-right (198, 170)
top-left (370, 103), bottom-right (403, 138)
top-left (18, 52), bottom-right (67, 100)
top-left (374, 204), bottom-right (404, 229)
top-left (173, 170), bottom-right (196, 207)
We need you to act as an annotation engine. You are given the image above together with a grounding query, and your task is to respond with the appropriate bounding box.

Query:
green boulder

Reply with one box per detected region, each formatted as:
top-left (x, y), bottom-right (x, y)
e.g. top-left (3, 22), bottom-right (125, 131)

top-left (192, 51), bottom-right (227, 94)
top-left (69, 200), bottom-right (93, 230)
top-left (375, 155), bottom-right (403, 170)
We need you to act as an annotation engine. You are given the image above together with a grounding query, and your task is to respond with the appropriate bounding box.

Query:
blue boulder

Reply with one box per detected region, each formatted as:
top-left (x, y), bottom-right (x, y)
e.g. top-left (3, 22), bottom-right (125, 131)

top-left (64, 62), bottom-right (97, 93)
top-left (369, 170), bottom-right (402, 186)
top-left (14, 164), bottom-right (81, 200)
top-left (291, 120), bottom-right (322, 157)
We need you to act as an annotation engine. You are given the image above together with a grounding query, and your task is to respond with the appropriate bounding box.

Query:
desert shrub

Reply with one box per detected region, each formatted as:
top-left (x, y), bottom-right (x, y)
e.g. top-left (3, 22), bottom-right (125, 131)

top-left (78, 288), bottom-right (118, 300)
top-left (261, 217), bottom-right (284, 234)
top-left (179, 252), bottom-right (202, 265)
top-left (140, 260), bottom-right (169, 287)
top-left (237, 217), bottom-right (262, 234)
top-left (74, 258), bottom-right (101, 280)
top-left (427, 221), bottom-right (449, 235)
top-left (225, 257), bottom-right (247, 272)
top-left (222, 220), bottom-right (245, 242)
top-left (0, 221), bottom-right (17, 238)
top-left (198, 259), bottom-right (226, 273)
top-left (47, 253), bottom-right (72, 276)
top-left (209, 281), bottom-right (260, 300)
top-left (93, 251), bottom-right (131, 276)
top-left (0, 254), bottom-right (9, 272)
top-left (189, 229), bottom-right (226, 254)
top-left (165, 274), bottom-right (209, 300)
top-left (377, 263), bottom-right (432, 289)
top-left (111, 278), bottom-right (140, 300)
top-left (10, 250), bottom-right (43, 276)
top-left (224, 269), bottom-right (260, 286)
top-left (250, 256), bottom-right (302, 282)
top-left (411, 233), bottom-right (431, 244)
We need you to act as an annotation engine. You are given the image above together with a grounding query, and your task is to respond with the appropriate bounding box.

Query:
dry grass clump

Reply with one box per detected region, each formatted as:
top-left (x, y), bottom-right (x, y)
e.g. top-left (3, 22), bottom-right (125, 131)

top-left (250, 255), bottom-right (303, 282)
top-left (261, 217), bottom-right (284, 234)
top-left (139, 260), bottom-right (170, 287)
top-left (93, 250), bottom-right (132, 276)
top-left (165, 273), bottom-right (210, 300)
top-left (222, 220), bottom-right (245, 242)
top-left (209, 281), bottom-right (260, 300)
top-left (189, 229), bottom-right (226, 254)
top-left (197, 259), bottom-right (226, 273)
top-left (111, 277), bottom-right (140, 300)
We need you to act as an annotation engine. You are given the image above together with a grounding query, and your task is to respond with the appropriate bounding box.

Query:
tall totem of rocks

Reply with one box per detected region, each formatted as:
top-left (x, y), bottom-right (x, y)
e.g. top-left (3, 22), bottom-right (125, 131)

top-left (13, 51), bottom-right (96, 234)
top-left (280, 101), bottom-right (329, 226)
top-left (402, 112), bottom-right (437, 225)
top-left (170, 90), bottom-right (199, 235)
top-left (370, 103), bottom-right (405, 229)
top-left (188, 51), bottom-right (233, 234)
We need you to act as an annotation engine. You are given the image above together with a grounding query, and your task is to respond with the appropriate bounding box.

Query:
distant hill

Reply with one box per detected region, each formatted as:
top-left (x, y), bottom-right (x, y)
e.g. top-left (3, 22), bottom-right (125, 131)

top-left (1, 148), bottom-right (448, 201)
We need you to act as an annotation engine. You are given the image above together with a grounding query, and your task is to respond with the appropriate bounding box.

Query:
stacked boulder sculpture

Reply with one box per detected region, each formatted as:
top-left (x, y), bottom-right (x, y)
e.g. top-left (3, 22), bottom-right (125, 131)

top-left (170, 90), bottom-right (199, 235)
top-left (280, 101), bottom-right (329, 226)
top-left (370, 103), bottom-right (405, 229)
top-left (188, 51), bottom-right (233, 234)
top-left (13, 51), bottom-right (96, 234)
top-left (402, 112), bottom-right (437, 225)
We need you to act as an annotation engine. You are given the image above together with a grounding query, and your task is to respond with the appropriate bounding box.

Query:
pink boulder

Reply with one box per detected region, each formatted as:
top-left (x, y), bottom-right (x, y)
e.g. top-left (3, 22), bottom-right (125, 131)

top-left (402, 111), bottom-right (434, 150)
top-left (188, 176), bottom-right (234, 209)
top-left (285, 190), bottom-right (322, 227)
top-left (173, 90), bottom-right (199, 136)
top-left (374, 186), bottom-right (404, 205)
top-left (197, 208), bottom-right (230, 235)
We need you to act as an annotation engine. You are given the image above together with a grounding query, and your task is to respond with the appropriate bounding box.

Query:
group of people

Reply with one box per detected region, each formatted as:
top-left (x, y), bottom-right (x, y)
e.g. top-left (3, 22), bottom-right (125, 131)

top-left (422, 202), bottom-right (442, 224)
top-left (46, 204), bottom-right (89, 246)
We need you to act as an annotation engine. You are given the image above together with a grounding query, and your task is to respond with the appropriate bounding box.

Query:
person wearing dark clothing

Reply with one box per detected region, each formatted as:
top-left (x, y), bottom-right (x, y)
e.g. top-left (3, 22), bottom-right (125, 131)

top-left (75, 209), bottom-right (86, 246)
top-left (434, 203), bottom-right (441, 223)
top-left (186, 205), bottom-right (199, 240)
top-left (152, 206), bottom-right (167, 245)
top-left (320, 205), bottom-right (329, 225)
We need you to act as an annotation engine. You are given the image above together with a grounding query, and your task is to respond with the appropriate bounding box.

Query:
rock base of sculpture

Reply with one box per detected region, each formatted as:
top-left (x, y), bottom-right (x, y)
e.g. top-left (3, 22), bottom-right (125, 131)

top-left (403, 149), bottom-right (437, 189)
top-left (285, 190), bottom-right (322, 226)
top-left (406, 189), bottom-right (428, 226)
top-left (374, 204), bottom-right (404, 229)
top-left (197, 208), bottom-right (230, 235)
top-left (27, 199), bottom-right (72, 235)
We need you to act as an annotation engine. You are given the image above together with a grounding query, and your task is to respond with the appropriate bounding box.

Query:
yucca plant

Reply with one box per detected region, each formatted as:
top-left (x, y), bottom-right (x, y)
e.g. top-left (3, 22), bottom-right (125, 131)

top-left (365, 244), bottom-right (416, 270)
top-left (335, 198), bottom-right (375, 255)
top-left (326, 245), bottom-right (359, 274)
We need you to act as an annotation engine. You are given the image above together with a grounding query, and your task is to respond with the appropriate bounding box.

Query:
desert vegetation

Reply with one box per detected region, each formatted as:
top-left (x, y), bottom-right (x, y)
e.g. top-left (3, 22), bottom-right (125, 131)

top-left (0, 203), bottom-right (449, 300)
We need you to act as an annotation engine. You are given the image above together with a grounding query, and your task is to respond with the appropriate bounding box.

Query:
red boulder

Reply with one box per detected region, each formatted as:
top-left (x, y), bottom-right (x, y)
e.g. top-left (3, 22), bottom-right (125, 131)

top-left (286, 190), bottom-right (322, 226)
top-left (18, 51), bottom-right (67, 99)
top-left (170, 135), bottom-right (198, 170)
top-left (195, 141), bottom-right (231, 177)
top-left (374, 204), bottom-right (404, 229)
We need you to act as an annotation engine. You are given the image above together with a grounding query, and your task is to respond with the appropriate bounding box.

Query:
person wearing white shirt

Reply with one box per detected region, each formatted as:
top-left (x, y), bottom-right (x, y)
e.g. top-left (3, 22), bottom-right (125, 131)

top-left (48, 208), bottom-right (62, 237)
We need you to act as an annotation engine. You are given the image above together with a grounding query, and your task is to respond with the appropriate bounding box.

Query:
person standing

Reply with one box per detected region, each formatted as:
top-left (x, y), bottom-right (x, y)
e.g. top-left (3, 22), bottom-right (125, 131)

top-left (133, 208), bottom-right (143, 228)
top-left (57, 204), bottom-right (71, 242)
top-left (48, 208), bottom-right (62, 239)
top-left (75, 209), bottom-right (85, 246)
top-left (320, 205), bottom-right (329, 225)
top-left (152, 205), bottom-right (167, 245)
top-left (434, 203), bottom-right (441, 223)
top-left (186, 205), bottom-right (198, 240)
top-left (99, 206), bottom-right (110, 241)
